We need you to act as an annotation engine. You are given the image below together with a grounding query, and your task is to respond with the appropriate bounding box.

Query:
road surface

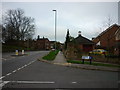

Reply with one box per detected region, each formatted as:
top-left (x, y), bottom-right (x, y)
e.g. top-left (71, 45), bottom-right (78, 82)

top-left (1, 51), bottom-right (119, 89)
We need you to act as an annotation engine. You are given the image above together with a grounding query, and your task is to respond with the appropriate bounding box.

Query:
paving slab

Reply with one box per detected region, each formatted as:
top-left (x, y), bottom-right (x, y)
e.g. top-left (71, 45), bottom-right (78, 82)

top-left (52, 51), bottom-right (67, 64)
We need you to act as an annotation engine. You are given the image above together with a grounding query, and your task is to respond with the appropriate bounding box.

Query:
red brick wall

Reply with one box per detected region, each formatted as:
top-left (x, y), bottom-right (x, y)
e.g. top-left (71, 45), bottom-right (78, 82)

top-left (36, 39), bottom-right (50, 50)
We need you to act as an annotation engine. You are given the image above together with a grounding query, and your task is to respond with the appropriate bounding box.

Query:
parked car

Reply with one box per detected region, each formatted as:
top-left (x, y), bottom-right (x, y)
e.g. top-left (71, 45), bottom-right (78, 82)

top-left (51, 49), bottom-right (55, 51)
top-left (89, 49), bottom-right (108, 55)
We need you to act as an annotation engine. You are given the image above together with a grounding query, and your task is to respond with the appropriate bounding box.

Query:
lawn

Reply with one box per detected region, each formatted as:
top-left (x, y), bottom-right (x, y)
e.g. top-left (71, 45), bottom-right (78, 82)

top-left (42, 50), bottom-right (59, 61)
top-left (67, 60), bottom-right (120, 68)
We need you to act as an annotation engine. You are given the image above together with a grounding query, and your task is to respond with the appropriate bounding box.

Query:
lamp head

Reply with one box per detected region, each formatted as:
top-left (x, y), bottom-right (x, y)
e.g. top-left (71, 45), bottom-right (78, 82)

top-left (53, 10), bottom-right (56, 11)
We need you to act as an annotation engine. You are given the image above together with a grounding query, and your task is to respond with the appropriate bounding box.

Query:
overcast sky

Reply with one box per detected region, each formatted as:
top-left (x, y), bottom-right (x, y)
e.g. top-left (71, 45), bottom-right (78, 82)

top-left (2, 2), bottom-right (118, 43)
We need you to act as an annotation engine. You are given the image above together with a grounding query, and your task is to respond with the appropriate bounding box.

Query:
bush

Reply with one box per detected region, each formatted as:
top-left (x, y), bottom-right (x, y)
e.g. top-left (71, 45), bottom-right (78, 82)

top-left (2, 45), bottom-right (31, 52)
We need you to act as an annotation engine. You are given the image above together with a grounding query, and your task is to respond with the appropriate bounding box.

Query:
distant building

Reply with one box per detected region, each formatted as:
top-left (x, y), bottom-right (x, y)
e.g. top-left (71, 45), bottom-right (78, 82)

top-left (36, 37), bottom-right (50, 50)
top-left (50, 41), bottom-right (55, 49)
top-left (93, 24), bottom-right (120, 55)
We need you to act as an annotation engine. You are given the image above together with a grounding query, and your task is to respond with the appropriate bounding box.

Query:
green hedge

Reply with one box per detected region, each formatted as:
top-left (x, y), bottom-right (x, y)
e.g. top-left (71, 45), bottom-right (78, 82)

top-left (2, 45), bottom-right (32, 52)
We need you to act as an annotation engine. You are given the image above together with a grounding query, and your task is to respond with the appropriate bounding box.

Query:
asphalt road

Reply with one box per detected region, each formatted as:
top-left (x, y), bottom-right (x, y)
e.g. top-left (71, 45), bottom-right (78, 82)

top-left (1, 51), bottom-right (119, 89)
top-left (2, 51), bottom-right (49, 76)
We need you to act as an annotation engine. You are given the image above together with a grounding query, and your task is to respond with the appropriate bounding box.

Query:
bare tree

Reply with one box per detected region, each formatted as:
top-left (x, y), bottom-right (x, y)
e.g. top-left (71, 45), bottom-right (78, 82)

top-left (106, 16), bottom-right (113, 27)
top-left (103, 15), bottom-right (113, 29)
top-left (3, 9), bottom-right (35, 42)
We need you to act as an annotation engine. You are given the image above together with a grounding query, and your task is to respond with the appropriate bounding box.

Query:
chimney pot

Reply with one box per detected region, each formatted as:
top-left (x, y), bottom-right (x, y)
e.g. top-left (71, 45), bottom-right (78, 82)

top-left (78, 31), bottom-right (81, 36)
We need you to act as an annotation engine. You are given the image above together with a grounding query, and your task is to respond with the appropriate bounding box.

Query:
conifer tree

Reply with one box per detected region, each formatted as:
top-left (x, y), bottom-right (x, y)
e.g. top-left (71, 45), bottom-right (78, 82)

top-left (65, 29), bottom-right (70, 49)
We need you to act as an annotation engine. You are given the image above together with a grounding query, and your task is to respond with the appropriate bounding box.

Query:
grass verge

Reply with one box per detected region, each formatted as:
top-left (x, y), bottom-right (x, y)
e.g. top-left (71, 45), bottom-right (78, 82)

top-left (67, 60), bottom-right (120, 68)
top-left (42, 50), bottom-right (59, 61)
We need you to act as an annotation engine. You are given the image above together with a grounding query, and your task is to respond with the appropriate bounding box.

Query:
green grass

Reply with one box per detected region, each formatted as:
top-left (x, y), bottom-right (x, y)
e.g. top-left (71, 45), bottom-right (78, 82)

top-left (42, 50), bottom-right (59, 61)
top-left (67, 60), bottom-right (120, 68)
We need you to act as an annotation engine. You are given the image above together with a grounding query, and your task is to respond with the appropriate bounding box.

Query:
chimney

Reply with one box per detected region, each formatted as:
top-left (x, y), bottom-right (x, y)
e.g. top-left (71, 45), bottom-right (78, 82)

top-left (78, 31), bottom-right (81, 36)
top-left (92, 38), bottom-right (95, 40)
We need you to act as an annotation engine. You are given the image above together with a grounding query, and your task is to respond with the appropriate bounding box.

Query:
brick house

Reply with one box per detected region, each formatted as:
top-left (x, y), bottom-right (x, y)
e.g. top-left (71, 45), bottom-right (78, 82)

top-left (36, 37), bottom-right (50, 50)
top-left (93, 24), bottom-right (120, 55)
top-left (65, 32), bottom-right (94, 59)
top-left (67, 31), bottom-right (94, 53)
top-left (114, 27), bottom-right (120, 55)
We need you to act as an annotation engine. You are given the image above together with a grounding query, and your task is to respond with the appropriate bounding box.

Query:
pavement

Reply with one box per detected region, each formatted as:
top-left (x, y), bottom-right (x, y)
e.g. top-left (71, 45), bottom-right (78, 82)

top-left (52, 51), bottom-right (67, 64)
top-left (39, 51), bottom-right (120, 72)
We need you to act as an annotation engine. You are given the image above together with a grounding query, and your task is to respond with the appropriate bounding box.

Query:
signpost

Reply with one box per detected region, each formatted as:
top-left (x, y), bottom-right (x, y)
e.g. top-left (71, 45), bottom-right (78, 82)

top-left (82, 56), bottom-right (92, 64)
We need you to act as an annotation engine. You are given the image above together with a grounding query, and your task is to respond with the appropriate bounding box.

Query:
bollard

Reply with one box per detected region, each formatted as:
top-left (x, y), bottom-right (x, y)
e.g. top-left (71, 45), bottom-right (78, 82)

top-left (90, 59), bottom-right (92, 65)
top-left (82, 59), bottom-right (84, 64)
top-left (22, 50), bottom-right (24, 55)
top-left (15, 50), bottom-right (18, 55)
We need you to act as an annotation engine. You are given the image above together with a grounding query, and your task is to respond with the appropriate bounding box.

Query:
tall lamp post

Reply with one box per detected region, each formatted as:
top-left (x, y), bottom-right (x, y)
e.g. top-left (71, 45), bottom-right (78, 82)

top-left (52, 10), bottom-right (57, 50)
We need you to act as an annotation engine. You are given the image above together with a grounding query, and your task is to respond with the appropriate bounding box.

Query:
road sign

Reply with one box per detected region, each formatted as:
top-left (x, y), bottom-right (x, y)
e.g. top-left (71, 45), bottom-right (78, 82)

top-left (82, 56), bottom-right (92, 64)
top-left (82, 56), bottom-right (92, 59)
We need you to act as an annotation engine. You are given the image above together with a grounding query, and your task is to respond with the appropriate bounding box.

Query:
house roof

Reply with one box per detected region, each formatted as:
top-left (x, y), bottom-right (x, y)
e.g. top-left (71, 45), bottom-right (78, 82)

top-left (94, 24), bottom-right (120, 39)
top-left (37, 37), bottom-right (49, 41)
top-left (50, 41), bottom-right (55, 43)
top-left (74, 35), bottom-right (94, 45)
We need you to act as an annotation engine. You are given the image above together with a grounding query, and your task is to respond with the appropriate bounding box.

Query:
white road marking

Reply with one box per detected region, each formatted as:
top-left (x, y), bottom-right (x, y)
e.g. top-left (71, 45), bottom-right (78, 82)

top-left (0, 81), bottom-right (10, 87)
top-left (0, 76), bottom-right (5, 80)
top-left (72, 82), bottom-right (77, 84)
top-left (12, 70), bottom-right (17, 73)
top-left (21, 66), bottom-right (25, 68)
top-left (0, 60), bottom-right (36, 80)
top-left (27, 62), bottom-right (31, 65)
top-left (24, 64), bottom-right (27, 67)
top-left (0, 81), bottom-right (55, 87)
top-left (6, 73), bottom-right (12, 76)
top-left (12, 81), bottom-right (55, 84)
top-left (17, 68), bottom-right (21, 71)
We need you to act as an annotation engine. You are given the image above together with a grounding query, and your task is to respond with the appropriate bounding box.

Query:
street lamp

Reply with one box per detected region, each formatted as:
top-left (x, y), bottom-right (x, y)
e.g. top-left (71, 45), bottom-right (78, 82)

top-left (52, 10), bottom-right (57, 50)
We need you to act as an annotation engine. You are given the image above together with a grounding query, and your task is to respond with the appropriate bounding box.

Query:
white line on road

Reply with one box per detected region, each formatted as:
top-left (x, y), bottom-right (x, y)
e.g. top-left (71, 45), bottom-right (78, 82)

top-left (12, 70), bottom-right (17, 73)
top-left (72, 82), bottom-right (77, 84)
top-left (0, 81), bottom-right (10, 87)
top-left (6, 73), bottom-right (12, 76)
top-left (12, 81), bottom-right (55, 84)
top-left (0, 60), bottom-right (36, 80)
top-left (0, 81), bottom-right (55, 87)
top-left (17, 68), bottom-right (21, 71)
top-left (0, 76), bottom-right (5, 80)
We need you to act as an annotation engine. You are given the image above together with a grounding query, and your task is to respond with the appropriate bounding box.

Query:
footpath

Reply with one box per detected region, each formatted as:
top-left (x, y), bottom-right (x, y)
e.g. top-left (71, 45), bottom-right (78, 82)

top-left (39, 51), bottom-right (119, 72)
